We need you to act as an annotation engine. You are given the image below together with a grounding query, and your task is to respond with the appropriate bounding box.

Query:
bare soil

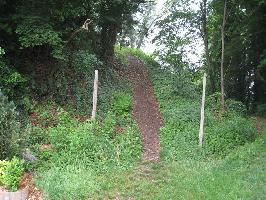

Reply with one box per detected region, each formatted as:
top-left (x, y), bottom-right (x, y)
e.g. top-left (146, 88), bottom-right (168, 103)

top-left (124, 56), bottom-right (163, 162)
top-left (19, 173), bottom-right (43, 200)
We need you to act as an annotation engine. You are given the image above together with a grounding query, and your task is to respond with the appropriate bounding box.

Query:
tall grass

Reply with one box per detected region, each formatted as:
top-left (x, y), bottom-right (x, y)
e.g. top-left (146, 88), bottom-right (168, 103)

top-left (94, 132), bottom-right (266, 199)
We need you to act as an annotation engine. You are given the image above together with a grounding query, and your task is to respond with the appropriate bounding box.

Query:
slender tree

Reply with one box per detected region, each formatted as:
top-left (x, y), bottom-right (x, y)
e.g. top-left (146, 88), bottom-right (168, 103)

top-left (200, 0), bottom-right (216, 93)
top-left (220, 0), bottom-right (226, 113)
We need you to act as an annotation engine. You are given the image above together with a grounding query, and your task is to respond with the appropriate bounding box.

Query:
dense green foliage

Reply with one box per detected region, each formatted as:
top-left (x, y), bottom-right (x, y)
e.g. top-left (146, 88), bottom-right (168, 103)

top-left (0, 0), bottom-right (265, 197)
top-left (154, 0), bottom-right (266, 111)
top-left (115, 45), bottom-right (155, 66)
top-left (26, 89), bottom-right (142, 199)
top-left (0, 47), bottom-right (27, 101)
top-left (151, 61), bottom-right (255, 159)
top-left (0, 157), bottom-right (24, 191)
top-left (208, 0), bottom-right (266, 107)
top-left (0, 0), bottom-right (143, 59)
top-left (0, 0), bottom-right (144, 111)
top-left (37, 164), bottom-right (98, 200)
top-left (119, 48), bottom-right (256, 159)
top-left (90, 50), bottom-right (265, 199)
top-left (205, 116), bottom-right (255, 156)
top-left (111, 91), bottom-right (132, 116)
top-left (0, 92), bottom-right (20, 159)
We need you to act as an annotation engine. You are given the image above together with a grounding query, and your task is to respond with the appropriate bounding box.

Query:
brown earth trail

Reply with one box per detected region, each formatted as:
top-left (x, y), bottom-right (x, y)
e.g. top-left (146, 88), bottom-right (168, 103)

top-left (125, 56), bottom-right (163, 162)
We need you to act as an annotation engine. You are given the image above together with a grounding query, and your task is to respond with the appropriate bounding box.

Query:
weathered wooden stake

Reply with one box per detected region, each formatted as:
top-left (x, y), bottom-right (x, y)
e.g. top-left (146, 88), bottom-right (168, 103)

top-left (199, 73), bottom-right (207, 147)
top-left (91, 70), bottom-right (98, 120)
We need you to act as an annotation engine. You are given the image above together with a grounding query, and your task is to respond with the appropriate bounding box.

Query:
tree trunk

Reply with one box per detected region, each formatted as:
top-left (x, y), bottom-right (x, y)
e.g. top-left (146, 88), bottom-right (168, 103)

top-left (220, 0), bottom-right (226, 113)
top-left (100, 23), bottom-right (119, 59)
top-left (201, 0), bottom-right (216, 93)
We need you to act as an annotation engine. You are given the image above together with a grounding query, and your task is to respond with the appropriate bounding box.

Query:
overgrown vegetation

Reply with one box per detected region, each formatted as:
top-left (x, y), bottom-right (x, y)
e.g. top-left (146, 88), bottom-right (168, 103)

top-left (153, 0), bottom-right (266, 112)
top-left (28, 89), bottom-right (142, 199)
top-left (135, 48), bottom-right (256, 159)
top-left (0, 92), bottom-right (20, 159)
top-left (0, 0), bottom-right (265, 198)
top-left (114, 47), bottom-right (256, 159)
top-left (0, 157), bottom-right (24, 192)
top-left (91, 48), bottom-right (265, 200)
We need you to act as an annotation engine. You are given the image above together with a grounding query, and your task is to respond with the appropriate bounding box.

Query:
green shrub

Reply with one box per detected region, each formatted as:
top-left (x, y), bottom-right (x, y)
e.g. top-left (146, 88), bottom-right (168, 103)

top-left (97, 77), bottom-right (131, 116)
top-left (33, 102), bottom-right (141, 199)
top-left (16, 19), bottom-right (64, 59)
top-left (205, 116), bottom-right (256, 156)
top-left (42, 102), bottom-right (141, 169)
top-left (173, 73), bottom-right (200, 99)
top-left (26, 126), bottom-right (49, 145)
top-left (0, 47), bottom-right (27, 100)
top-left (0, 157), bottom-right (24, 191)
top-left (256, 104), bottom-right (266, 117)
top-left (48, 110), bottom-right (79, 152)
top-left (135, 50), bottom-right (256, 160)
top-left (101, 111), bottom-right (116, 136)
top-left (111, 92), bottom-right (132, 116)
top-left (159, 101), bottom-right (201, 161)
top-left (206, 92), bottom-right (222, 112)
top-left (225, 99), bottom-right (247, 116)
top-left (47, 114), bottom-right (141, 168)
top-left (0, 47), bottom-right (4, 55)
top-left (72, 50), bottom-right (102, 73)
top-left (62, 51), bottom-right (101, 115)
top-left (0, 92), bottom-right (20, 159)
top-left (206, 96), bottom-right (247, 116)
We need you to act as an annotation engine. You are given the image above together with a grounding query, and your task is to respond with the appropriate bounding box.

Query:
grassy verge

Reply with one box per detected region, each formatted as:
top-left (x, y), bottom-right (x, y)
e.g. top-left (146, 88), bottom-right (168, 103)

top-left (93, 132), bottom-right (266, 199)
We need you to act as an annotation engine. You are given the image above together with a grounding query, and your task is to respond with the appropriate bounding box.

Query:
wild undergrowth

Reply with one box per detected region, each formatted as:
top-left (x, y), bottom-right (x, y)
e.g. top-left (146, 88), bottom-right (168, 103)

top-left (92, 47), bottom-right (265, 200)
top-left (115, 47), bottom-right (256, 160)
top-left (152, 67), bottom-right (256, 159)
top-left (25, 73), bottom-right (142, 199)
top-left (24, 47), bottom-right (264, 199)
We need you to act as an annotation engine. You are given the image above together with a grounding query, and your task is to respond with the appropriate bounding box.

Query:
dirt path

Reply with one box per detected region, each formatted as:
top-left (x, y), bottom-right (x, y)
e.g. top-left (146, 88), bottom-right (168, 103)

top-left (125, 56), bottom-right (163, 162)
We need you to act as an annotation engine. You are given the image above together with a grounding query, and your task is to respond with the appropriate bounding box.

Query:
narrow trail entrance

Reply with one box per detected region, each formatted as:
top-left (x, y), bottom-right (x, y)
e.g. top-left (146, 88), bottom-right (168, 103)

top-left (126, 56), bottom-right (163, 162)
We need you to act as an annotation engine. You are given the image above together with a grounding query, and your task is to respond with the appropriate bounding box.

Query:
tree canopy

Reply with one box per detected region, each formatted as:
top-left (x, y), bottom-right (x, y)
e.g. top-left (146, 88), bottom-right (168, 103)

top-left (154, 0), bottom-right (266, 110)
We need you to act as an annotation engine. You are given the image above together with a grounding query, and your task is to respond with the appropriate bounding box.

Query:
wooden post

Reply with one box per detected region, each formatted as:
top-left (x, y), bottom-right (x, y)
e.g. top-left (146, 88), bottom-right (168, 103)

top-left (91, 70), bottom-right (98, 120)
top-left (199, 73), bottom-right (207, 147)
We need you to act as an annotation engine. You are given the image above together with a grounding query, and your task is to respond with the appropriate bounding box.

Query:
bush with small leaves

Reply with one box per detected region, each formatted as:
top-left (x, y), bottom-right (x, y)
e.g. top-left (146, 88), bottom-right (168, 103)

top-left (225, 99), bottom-right (247, 116)
top-left (0, 157), bottom-right (24, 191)
top-left (205, 116), bottom-right (255, 156)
